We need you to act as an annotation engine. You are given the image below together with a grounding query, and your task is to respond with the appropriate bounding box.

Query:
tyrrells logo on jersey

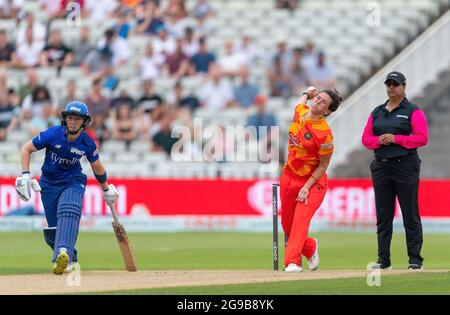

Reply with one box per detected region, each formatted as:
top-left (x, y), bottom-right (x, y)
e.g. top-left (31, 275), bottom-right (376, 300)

top-left (70, 147), bottom-right (85, 156)
top-left (50, 152), bottom-right (80, 165)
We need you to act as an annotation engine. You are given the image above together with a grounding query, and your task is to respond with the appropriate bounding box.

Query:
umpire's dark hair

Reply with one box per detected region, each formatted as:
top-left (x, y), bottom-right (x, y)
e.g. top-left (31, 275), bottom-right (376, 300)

top-left (321, 89), bottom-right (342, 116)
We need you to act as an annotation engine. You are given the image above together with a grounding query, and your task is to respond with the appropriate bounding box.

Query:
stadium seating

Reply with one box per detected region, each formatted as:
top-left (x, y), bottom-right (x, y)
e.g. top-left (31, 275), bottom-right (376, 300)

top-left (2, 0), bottom-right (449, 179)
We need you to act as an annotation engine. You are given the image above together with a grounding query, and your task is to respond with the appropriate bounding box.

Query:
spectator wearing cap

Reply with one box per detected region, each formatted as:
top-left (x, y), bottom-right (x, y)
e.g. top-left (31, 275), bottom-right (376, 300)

top-left (234, 66), bottom-right (259, 108)
top-left (246, 95), bottom-right (277, 140)
top-left (189, 37), bottom-right (215, 74)
top-left (307, 51), bottom-right (335, 90)
top-left (362, 71), bottom-right (429, 271)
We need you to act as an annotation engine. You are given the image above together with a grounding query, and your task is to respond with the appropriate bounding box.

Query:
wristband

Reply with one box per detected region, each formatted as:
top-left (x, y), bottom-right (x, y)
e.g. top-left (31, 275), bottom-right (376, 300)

top-left (22, 171), bottom-right (30, 175)
top-left (95, 172), bottom-right (107, 184)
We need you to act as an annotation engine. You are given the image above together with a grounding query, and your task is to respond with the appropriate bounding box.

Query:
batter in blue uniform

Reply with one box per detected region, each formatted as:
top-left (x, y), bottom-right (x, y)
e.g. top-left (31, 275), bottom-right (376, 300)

top-left (15, 101), bottom-right (119, 275)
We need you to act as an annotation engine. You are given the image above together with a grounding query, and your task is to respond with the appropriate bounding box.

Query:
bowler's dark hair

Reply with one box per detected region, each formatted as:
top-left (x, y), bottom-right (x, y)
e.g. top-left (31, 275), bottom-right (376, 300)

top-left (321, 89), bottom-right (342, 116)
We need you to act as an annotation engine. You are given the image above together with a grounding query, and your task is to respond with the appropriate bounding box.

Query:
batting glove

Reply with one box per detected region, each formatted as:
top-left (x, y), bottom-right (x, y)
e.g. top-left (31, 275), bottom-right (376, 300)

top-left (103, 184), bottom-right (119, 205)
top-left (15, 172), bottom-right (41, 202)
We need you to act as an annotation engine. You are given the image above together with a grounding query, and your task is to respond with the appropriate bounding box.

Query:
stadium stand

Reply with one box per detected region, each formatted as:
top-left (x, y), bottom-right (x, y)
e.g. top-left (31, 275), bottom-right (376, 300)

top-left (0, 0), bottom-right (449, 179)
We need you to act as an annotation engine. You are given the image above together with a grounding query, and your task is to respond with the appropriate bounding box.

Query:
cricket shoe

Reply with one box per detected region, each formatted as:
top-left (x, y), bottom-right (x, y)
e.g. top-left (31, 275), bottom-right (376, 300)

top-left (307, 238), bottom-right (320, 271)
top-left (53, 248), bottom-right (69, 275)
top-left (285, 263), bottom-right (303, 273)
top-left (368, 261), bottom-right (392, 270)
top-left (407, 263), bottom-right (423, 270)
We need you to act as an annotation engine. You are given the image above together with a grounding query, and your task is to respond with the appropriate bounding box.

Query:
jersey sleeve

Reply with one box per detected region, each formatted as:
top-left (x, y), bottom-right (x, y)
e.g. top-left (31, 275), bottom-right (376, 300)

top-left (292, 103), bottom-right (309, 122)
top-left (318, 130), bottom-right (334, 156)
top-left (32, 126), bottom-right (57, 150)
top-left (86, 142), bottom-right (100, 163)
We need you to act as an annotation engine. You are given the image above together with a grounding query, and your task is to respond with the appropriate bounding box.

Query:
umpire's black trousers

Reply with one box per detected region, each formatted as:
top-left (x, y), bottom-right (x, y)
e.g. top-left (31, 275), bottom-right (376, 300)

top-left (370, 153), bottom-right (423, 265)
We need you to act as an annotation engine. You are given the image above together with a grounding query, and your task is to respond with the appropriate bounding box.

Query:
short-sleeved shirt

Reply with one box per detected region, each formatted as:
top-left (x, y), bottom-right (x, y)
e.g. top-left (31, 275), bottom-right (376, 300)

top-left (43, 43), bottom-right (72, 64)
top-left (32, 126), bottom-right (99, 184)
top-left (285, 103), bottom-right (334, 177)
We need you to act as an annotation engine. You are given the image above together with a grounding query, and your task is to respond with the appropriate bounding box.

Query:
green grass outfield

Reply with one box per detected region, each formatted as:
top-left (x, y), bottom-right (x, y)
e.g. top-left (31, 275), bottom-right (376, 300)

top-left (0, 232), bottom-right (449, 294)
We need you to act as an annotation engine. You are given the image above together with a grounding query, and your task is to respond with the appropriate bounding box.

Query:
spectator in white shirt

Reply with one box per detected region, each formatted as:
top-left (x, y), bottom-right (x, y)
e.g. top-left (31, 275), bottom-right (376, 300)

top-left (85, 0), bottom-right (117, 23)
top-left (139, 43), bottom-right (165, 81)
top-left (16, 13), bottom-right (47, 48)
top-left (39, 0), bottom-right (60, 19)
top-left (218, 40), bottom-right (246, 78)
top-left (15, 26), bottom-right (44, 68)
top-left (182, 27), bottom-right (199, 58)
top-left (302, 40), bottom-right (318, 70)
top-left (307, 51), bottom-right (336, 90)
top-left (0, 0), bottom-right (23, 19)
top-left (198, 63), bottom-right (234, 109)
top-left (236, 35), bottom-right (261, 66)
top-left (97, 29), bottom-right (130, 68)
top-left (152, 25), bottom-right (176, 57)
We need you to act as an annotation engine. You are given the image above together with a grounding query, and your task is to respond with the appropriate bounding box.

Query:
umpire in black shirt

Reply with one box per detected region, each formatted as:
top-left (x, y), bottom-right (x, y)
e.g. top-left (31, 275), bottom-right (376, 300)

top-left (362, 71), bottom-right (429, 270)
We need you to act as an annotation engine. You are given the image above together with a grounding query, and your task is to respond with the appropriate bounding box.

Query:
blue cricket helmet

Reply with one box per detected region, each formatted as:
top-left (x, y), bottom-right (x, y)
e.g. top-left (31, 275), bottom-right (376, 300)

top-left (61, 101), bottom-right (91, 130)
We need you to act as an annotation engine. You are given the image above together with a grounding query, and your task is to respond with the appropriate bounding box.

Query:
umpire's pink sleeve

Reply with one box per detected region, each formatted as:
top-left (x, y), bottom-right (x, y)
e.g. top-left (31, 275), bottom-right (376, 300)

top-left (394, 109), bottom-right (429, 149)
top-left (362, 115), bottom-right (381, 150)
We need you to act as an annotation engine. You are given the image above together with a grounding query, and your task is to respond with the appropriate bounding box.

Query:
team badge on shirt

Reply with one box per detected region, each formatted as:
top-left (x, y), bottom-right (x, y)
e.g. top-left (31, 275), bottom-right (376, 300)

top-left (304, 132), bottom-right (313, 140)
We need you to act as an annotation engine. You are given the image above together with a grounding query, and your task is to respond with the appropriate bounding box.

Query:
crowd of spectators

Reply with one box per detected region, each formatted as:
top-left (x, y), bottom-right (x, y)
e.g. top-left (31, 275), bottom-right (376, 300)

top-left (0, 0), bottom-right (336, 160)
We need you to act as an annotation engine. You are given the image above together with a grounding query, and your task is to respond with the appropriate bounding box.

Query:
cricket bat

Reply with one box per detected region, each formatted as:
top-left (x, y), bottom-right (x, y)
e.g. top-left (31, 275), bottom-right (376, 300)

top-left (107, 201), bottom-right (137, 272)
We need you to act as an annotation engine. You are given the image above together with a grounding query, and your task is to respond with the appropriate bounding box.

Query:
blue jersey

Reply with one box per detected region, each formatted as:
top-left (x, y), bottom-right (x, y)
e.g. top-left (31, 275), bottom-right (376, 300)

top-left (32, 126), bottom-right (99, 184)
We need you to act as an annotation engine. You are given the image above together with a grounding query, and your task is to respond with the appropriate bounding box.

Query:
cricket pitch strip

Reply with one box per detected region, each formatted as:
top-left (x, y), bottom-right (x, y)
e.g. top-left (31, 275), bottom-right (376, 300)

top-left (0, 269), bottom-right (446, 294)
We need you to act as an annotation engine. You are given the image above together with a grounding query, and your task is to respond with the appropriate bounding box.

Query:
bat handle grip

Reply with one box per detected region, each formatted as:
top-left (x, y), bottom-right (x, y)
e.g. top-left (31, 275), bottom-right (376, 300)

top-left (108, 201), bottom-right (120, 224)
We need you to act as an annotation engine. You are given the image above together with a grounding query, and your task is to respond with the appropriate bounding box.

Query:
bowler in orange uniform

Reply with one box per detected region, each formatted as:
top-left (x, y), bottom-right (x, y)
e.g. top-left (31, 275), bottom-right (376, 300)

top-left (281, 87), bottom-right (342, 272)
